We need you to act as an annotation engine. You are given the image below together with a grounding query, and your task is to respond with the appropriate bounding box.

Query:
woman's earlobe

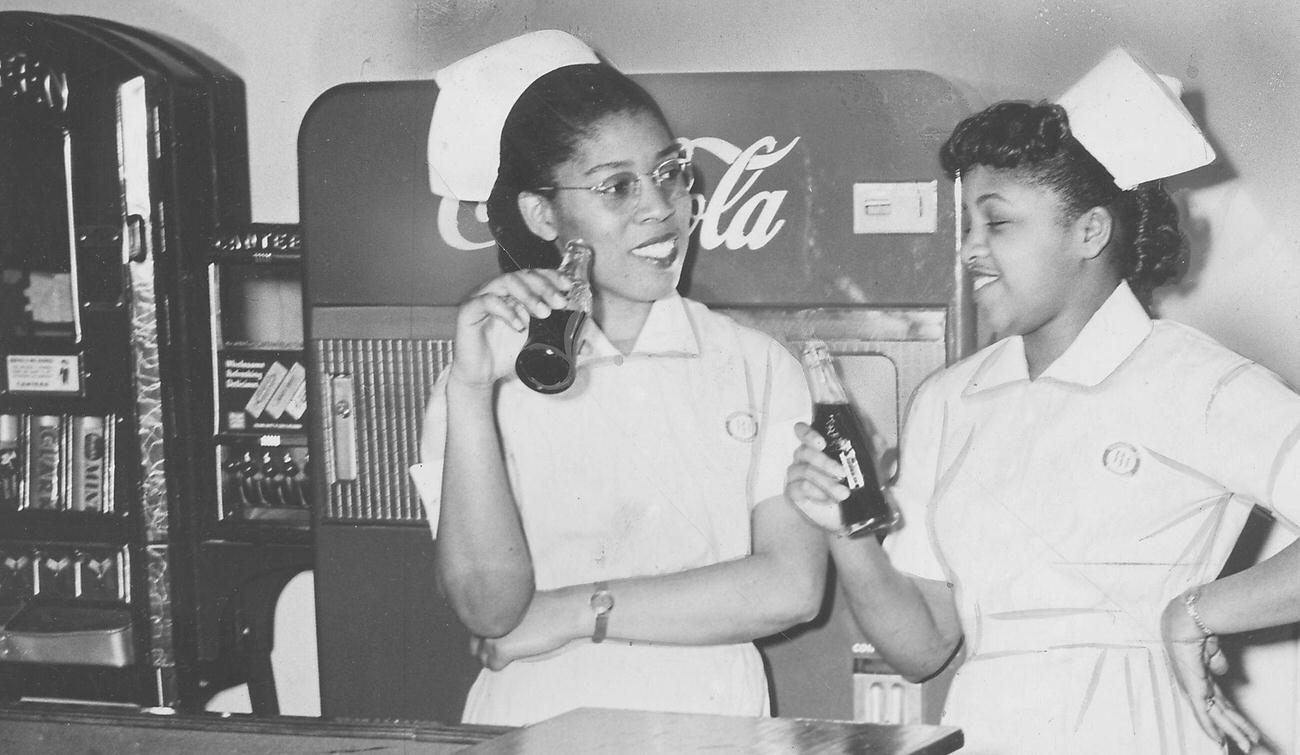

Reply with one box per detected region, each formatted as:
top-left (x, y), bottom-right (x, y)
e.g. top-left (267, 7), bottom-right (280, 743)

top-left (518, 192), bottom-right (559, 242)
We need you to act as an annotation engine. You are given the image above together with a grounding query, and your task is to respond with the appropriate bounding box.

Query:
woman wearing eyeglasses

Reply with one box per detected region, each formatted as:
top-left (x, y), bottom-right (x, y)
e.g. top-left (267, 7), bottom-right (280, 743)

top-left (412, 31), bottom-right (826, 726)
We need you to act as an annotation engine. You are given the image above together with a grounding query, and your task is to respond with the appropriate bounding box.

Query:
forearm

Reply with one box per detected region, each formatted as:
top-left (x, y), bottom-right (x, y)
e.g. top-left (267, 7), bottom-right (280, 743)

top-left (433, 378), bottom-right (533, 636)
top-left (535, 553), bottom-right (822, 650)
top-left (830, 535), bottom-right (961, 681)
top-left (608, 547), bottom-right (824, 645)
top-left (538, 502), bottom-right (826, 648)
top-left (1178, 536), bottom-right (1300, 636)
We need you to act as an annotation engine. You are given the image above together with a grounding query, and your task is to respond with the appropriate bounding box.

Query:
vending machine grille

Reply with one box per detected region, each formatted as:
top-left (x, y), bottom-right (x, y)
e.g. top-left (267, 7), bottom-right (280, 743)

top-left (316, 337), bottom-right (452, 522)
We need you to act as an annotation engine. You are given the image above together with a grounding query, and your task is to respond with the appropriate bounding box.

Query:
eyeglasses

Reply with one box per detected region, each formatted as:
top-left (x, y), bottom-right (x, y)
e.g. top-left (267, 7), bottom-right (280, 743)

top-left (536, 156), bottom-right (695, 212)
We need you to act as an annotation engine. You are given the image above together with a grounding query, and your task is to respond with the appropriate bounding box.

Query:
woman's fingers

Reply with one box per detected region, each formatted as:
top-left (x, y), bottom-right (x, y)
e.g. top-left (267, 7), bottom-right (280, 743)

top-left (794, 422), bottom-right (825, 451)
top-left (793, 425), bottom-right (844, 478)
top-left (785, 433), bottom-right (852, 532)
top-left (1165, 638), bottom-right (1217, 737)
top-left (462, 269), bottom-right (572, 334)
top-left (514, 268), bottom-right (573, 306)
top-left (1173, 641), bottom-right (1258, 752)
top-left (786, 423), bottom-right (850, 531)
top-left (1204, 637), bottom-right (1230, 676)
top-left (478, 639), bottom-right (496, 669)
top-left (786, 457), bottom-right (847, 501)
top-left (1186, 691), bottom-right (1224, 747)
top-left (469, 290), bottom-right (528, 331)
top-left (1206, 693), bottom-right (1260, 753)
top-left (492, 270), bottom-right (572, 313)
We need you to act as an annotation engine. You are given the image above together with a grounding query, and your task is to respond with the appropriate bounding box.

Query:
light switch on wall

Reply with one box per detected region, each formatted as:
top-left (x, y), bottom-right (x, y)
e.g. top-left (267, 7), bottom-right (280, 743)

top-left (852, 181), bottom-right (938, 234)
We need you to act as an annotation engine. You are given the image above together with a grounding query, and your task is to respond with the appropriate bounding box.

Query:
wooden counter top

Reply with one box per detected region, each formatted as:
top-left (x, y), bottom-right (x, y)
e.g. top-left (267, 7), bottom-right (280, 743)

top-left (466, 707), bottom-right (963, 754)
top-left (0, 703), bottom-right (504, 754)
top-left (0, 703), bottom-right (962, 754)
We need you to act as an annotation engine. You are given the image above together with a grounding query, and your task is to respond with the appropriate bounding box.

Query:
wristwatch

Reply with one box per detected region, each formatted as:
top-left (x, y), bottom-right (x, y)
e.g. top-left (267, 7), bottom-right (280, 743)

top-left (589, 581), bottom-right (614, 644)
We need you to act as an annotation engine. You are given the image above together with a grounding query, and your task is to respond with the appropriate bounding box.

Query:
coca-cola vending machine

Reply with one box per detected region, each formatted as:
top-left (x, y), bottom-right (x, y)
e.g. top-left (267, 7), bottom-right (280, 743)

top-left (301, 69), bottom-right (970, 722)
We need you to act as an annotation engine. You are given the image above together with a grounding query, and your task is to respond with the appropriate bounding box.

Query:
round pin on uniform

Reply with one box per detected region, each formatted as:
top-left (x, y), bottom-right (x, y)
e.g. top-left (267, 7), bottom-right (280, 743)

top-left (725, 411), bottom-right (758, 442)
top-left (1102, 442), bottom-right (1140, 476)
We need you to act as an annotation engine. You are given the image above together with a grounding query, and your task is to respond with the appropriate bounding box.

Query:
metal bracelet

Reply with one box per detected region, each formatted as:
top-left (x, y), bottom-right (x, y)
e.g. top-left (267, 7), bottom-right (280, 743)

top-left (1182, 589), bottom-right (1216, 639)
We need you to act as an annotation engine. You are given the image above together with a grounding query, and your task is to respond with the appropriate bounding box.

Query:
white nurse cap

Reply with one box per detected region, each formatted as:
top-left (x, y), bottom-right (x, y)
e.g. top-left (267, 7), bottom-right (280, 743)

top-left (1055, 47), bottom-right (1216, 190)
top-left (427, 30), bottom-right (600, 202)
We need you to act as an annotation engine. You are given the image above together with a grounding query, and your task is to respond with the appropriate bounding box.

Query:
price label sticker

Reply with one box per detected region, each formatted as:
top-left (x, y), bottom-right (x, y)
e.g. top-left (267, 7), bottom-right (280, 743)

top-left (6, 354), bottom-right (80, 393)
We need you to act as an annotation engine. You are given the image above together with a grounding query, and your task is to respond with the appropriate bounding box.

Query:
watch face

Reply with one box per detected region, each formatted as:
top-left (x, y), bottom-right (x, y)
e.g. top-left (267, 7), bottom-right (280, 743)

top-left (590, 590), bottom-right (614, 614)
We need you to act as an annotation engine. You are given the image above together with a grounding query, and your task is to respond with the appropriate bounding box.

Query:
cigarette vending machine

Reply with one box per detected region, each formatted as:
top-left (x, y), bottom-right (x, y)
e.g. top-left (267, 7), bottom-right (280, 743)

top-left (197, 223), bottom-right (313, 712)
top-left (301, 69), bottom-right (970, 722)
top-left (0, 13), bottom-right (308, 710)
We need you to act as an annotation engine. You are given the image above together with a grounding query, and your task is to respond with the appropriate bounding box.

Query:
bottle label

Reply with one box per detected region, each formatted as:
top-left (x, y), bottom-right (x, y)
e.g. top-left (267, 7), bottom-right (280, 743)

top-left (835, 442), bottom-right (867, 490)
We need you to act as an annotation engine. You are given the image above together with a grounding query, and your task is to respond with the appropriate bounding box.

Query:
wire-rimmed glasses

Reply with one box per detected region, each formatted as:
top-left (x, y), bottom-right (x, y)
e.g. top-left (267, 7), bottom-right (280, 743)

top-left (536, 156), bottom-right (695, 213)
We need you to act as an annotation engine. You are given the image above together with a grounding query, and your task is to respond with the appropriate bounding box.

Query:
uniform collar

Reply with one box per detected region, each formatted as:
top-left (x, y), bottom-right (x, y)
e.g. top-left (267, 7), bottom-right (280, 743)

top-left (579, 293), bottom-right (702, 360)
top-left (965, 281), bottom-right (1153, 395)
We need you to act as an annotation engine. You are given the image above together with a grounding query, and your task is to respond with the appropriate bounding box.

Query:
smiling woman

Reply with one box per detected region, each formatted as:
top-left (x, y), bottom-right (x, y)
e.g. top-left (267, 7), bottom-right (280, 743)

top-left (409, 30), bottom-right (827, 727)
top-left (783, 47), bottom-right (1300, 755)
top-left (943, 101), bottom-right (1185, 374)
top-left (515, 109), bottom-right (693, 348)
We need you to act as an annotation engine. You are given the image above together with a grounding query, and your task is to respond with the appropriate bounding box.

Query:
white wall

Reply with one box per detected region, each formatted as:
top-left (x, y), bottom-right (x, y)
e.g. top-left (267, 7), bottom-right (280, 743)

top-left (12, 0), bottom-right (1297, 380)
top-left (7, 0), bottom-right (1297, 747)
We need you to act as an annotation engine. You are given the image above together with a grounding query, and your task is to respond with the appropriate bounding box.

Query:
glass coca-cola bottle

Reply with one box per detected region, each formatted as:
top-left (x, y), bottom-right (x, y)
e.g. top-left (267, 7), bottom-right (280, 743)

top-left (800, 340), bottom-right (899, 536)
top-left (515, 239), bottom-right (593, 394)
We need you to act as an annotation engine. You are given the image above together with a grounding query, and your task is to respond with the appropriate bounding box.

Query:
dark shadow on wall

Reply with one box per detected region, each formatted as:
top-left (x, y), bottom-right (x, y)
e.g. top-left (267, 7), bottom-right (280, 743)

top-left (1152, 90), bottom-right (1238, 314)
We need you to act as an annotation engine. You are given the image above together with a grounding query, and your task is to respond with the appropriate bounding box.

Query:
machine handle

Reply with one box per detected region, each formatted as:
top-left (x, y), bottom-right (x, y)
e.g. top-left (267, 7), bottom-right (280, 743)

top-left (125, 213), bottom-right (150, 263)
top-left (327, 374), bottom-right (358, 483)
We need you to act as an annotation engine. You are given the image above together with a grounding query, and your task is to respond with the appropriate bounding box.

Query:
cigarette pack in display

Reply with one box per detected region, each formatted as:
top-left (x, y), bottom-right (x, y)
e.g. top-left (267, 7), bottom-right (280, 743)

top-left (244, 360), bottom-right (289, 418)
top-left (264, 361), bottom-right (305, 419)
top-left (71, 416), bottom-right (108, 512)
top-left (27, 415), bottom-right (63, 510)
top-left (284, 375), bottom-right (308, 421)
top-left (0, 414), bottom-right (21, 510)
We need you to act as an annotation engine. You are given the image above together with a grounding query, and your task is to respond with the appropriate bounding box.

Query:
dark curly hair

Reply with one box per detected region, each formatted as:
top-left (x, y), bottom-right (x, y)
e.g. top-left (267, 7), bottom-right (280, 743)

top-left (940, 101), bottom-right (1185, 300)
top-left (486, 63), bottom-right (671, 272)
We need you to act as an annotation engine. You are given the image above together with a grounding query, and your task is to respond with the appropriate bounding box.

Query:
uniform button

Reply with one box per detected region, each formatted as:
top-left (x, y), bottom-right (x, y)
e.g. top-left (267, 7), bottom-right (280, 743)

top-left (614, 355), bottom-right (624, 366)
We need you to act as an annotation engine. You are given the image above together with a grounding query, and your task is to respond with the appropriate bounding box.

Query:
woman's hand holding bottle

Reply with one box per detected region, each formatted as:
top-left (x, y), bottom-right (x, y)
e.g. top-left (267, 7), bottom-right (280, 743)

top-left (784, 422), bottom-right (851, 533)
top-left (450, 269), bottom-right (573, 389)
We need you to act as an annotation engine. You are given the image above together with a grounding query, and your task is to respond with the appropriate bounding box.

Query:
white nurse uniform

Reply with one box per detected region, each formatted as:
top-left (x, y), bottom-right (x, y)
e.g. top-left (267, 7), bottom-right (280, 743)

top-left (414, 293), bottom-right (810, 726)
top-left (886, 281), bottom-right (1300, 754)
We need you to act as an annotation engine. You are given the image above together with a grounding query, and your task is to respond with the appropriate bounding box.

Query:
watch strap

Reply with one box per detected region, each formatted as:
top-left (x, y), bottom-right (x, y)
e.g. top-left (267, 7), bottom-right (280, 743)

top-left (590, 581), bottom-right (612, 644)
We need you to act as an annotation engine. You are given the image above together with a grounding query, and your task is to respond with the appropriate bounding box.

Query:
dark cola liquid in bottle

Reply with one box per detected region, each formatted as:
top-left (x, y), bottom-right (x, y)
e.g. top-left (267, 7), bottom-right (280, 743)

top-left (515, 239), bottom-right (594, 394)
top-left (801, 340), bottom-right (899, 536)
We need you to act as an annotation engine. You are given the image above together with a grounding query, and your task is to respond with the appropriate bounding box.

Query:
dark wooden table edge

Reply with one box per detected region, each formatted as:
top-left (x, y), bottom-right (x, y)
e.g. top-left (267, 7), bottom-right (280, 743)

top-left (0, 702), bottom-right (508, 746)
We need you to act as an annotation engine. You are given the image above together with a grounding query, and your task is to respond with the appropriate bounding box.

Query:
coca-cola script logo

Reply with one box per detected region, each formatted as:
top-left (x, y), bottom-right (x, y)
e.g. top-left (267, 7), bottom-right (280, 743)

top-left (434, 135), bottom-right (801, 253)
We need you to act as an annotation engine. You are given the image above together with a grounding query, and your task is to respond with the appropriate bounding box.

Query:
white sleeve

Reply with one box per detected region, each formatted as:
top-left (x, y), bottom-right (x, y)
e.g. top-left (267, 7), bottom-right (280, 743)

top-left (409, 370), bottom-right (450, 537)
top-left (883, 374), bottom-right (948, 582)
top-left (751, 341), bottom-right (812, 508)
top-left (1205, 362), bottom-right (1300, 532)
